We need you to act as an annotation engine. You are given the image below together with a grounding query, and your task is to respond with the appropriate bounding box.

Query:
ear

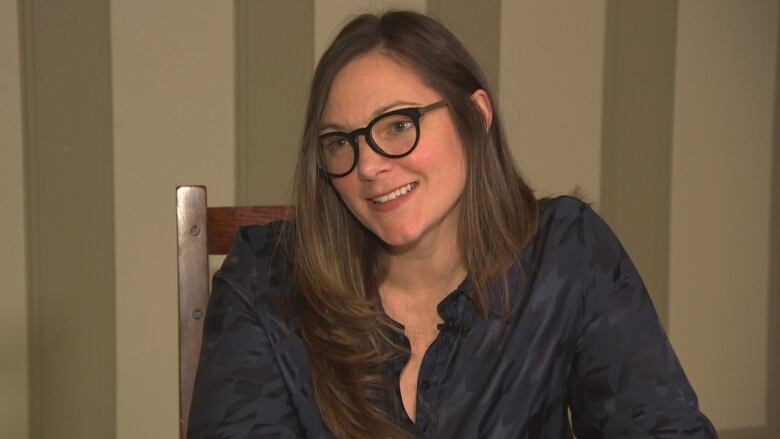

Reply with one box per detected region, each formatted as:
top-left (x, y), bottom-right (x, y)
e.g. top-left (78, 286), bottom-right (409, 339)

top-left (470, 89), bottom-right (493, 131)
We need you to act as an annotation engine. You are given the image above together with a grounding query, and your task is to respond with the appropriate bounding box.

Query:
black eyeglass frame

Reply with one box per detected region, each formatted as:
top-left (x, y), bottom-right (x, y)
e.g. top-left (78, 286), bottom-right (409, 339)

top-left (318, 100), bottom-right (448, 178)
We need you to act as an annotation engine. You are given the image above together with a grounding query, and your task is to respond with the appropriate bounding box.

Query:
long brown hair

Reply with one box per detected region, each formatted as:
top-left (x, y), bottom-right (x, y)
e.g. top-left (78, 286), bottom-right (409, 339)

top-left (286, 10), bottom-right (539, 438)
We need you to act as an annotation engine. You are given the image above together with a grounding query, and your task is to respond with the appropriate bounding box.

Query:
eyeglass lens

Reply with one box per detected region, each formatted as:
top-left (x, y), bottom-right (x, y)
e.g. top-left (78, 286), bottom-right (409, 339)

top-left (320, 112), bottom-right (418, 176)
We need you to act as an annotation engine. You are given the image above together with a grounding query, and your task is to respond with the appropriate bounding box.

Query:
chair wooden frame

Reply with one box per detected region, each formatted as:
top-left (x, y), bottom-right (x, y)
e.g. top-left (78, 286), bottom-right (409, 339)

top-left (175, 185), bottom-right (290, 439)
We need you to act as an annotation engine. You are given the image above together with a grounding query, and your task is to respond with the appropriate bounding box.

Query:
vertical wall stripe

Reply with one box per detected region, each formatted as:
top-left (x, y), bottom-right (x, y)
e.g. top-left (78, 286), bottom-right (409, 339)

top-left (427, 0), bottom-right (501, 93)
top-left (721, 17), bottom-right (780, 436)
top-left (599, 0), bottom-right (677, 327)
top-left (499, 1), bottom-right (606, 202)
top-left (670, 0), bottom-right (777, 431)
top-left (236, 0), bottom-right (314, 205)
top-left (768, 10), bottom-right (780, 434)
top-left (1, 1), bottom-right (28, 437)
top-left (111, 1), bottom-right (234, 435)
top-left (727, 5), bottom-right (780, 437)
top-left (19, 0), bottom-right (116, 438)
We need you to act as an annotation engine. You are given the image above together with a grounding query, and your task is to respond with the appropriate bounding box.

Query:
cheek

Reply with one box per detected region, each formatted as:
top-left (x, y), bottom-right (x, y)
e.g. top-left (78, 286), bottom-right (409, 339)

top-left (330, 177), bottom-right (362, 209)
top-left (422, 134), bottom-right (467, 183)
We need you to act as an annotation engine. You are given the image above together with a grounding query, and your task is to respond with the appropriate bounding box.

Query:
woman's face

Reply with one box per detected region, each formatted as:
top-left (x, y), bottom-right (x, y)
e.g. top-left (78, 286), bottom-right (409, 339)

top-left (320, 52), bottom-right (467, 251)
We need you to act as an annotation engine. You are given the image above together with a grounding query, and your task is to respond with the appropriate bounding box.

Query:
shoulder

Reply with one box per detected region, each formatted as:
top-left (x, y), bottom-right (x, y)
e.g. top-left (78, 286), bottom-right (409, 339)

top-left (537, 195), bottom-right (606, 235)
top-left (524, 196), bottom-right (630, 301)
top-left (528, 196), bottom-right (646, 320)
top-left (533, 195), bottom-right (623, 264)
top-left (214, 220), bottom-right (296, 320)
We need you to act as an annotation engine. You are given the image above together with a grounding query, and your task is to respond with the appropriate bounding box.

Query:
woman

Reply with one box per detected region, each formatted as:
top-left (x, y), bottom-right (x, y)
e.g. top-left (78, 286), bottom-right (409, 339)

top-left (188, 11), bottom-right (717, 439)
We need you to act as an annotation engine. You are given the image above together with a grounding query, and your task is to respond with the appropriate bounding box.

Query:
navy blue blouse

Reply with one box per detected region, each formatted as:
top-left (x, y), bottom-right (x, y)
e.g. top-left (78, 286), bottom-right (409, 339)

top-left (188, 196), bottom-right (717, 438)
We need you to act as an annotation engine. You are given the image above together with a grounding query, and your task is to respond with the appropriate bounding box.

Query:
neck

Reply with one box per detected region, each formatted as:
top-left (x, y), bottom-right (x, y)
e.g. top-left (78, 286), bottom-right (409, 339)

top-left (380, 228), bottom-right (466, 299)
top-left (378, 229), bottom-right (465, 338)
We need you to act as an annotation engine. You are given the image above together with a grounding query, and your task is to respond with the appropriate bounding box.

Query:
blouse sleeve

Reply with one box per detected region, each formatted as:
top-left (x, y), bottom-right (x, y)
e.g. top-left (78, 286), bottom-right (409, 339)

top-left (187, 227), bottom-right (305, 439)
top-left (566, 204), bottom-right (718, 438)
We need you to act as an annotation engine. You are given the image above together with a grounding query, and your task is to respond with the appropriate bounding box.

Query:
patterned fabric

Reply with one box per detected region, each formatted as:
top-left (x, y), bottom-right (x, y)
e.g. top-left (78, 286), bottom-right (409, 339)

top-left (188, 196), bottom-right (717, 438)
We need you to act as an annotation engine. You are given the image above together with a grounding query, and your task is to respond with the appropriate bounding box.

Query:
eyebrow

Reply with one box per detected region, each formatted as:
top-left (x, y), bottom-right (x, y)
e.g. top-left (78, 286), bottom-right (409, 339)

top-left (319, 100), bottom-right (420, 133)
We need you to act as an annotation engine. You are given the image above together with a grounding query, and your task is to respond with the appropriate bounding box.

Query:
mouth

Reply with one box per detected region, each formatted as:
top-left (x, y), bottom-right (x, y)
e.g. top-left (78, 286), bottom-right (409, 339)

top-left (370, 182), bottom-right (417, 204)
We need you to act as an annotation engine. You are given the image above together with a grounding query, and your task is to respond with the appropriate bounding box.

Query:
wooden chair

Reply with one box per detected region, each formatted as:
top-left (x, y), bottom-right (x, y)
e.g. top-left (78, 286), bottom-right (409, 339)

top-left (175, 185), bottom-right (291, 439)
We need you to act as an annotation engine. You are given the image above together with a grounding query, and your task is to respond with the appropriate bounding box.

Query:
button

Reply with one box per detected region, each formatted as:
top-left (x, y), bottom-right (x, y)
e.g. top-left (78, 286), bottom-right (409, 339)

top-left (420, 380), bottom-right (431, 391)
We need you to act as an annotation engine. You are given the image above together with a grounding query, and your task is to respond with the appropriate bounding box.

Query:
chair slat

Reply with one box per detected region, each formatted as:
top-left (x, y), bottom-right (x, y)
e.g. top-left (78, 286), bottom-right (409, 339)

top-left (176, 186), bottom-right (210, 439)
top-left (206, 206), bottom-right (292, 254)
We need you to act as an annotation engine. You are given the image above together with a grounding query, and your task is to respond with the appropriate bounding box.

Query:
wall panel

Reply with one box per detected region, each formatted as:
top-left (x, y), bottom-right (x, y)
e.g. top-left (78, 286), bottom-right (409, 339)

top-left (499, 0), bottom-right (606, 202)
top-left (236, 0), bottom-right (313, 205)
top-left (428, 0), bottom-right (500, 92)
top-left (111, 1), bottom-right (235, 437)
top-left (19, 1), bottom-right (116, 437)
top-left (600, 0), bottom-right (677, 325)
top-left (669, 0), bottom-right (778, 433)
top-left (0, 0), bottom-right (29, 437)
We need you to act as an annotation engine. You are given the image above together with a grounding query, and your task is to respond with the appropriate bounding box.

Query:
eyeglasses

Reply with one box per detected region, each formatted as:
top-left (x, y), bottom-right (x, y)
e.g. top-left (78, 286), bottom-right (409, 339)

top-left (318, 100), bottom-right (448, 177)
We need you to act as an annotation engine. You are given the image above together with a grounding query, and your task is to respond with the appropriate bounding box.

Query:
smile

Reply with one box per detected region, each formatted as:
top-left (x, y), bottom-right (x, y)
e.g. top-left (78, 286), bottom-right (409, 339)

top-left (372, 182), bottom-right (417, 204)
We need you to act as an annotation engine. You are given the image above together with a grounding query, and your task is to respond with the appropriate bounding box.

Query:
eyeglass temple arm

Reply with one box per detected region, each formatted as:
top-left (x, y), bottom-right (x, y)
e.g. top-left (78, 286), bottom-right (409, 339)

top-left (420, 100), bottom-right (448, 114)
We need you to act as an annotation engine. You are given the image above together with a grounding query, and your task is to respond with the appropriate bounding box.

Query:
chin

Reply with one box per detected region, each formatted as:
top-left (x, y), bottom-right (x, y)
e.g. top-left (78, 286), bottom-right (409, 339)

top-left (379, 235), bottom-right (416, 248)
top-left (373, 223), bottom-right (424, 249)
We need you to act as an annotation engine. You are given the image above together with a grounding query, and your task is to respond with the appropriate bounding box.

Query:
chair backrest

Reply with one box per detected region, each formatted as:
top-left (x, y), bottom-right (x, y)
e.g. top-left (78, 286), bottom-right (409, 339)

top-left (175, 185), bottom-right (291, 439)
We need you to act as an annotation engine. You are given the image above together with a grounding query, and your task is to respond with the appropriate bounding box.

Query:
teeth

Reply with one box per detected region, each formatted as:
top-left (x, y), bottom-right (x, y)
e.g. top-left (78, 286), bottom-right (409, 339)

top-left (373, 183), bottom-right (416, 204)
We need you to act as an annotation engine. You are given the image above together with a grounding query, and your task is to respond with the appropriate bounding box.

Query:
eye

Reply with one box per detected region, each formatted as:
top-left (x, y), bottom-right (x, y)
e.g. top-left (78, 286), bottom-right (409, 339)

top-left (375, 115), bottom-right (415, 139)
top-left (321, 135), bottom-right (351, 154)
top-left (390, 120), bottom-right (414, 134)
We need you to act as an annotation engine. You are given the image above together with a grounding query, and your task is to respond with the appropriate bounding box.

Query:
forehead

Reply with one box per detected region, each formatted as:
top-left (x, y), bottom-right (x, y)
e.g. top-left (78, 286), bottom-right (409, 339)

top-left (321, 52), bottom-right (440, 128)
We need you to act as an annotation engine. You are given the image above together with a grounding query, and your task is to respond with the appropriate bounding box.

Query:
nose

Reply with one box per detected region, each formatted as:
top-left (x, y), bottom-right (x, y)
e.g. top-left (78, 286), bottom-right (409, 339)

top-left (355, 135), bottom-right (392, 180)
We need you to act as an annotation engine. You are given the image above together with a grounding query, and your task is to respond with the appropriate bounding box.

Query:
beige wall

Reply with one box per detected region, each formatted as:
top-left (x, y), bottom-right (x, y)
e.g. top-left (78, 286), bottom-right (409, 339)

top-left (500, 0), bottom-right (606, 203)
top-left (110, 0), bottom-right (235, 437)
top-left (0, 0), bottom-right (29, 437)
top-left (19, 1), bottom-right (116, 437)
top-left (598, 0), bottom-right (678, 326)
top-left (669, 0), bottom-right (778, 431)
top-left (4, 1), bottom-right (778, 437)
top-left (235, 0), bottom-right (313, 205)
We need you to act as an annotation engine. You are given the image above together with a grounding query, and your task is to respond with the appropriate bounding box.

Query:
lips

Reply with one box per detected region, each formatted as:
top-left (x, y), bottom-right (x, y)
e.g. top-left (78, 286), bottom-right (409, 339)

top-left (370, 182), bottom-right (417, 204)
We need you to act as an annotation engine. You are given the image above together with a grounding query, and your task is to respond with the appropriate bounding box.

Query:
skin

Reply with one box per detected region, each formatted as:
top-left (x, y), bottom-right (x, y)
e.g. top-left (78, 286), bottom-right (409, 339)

top-left (320, 51), bottom-right (492, 422)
